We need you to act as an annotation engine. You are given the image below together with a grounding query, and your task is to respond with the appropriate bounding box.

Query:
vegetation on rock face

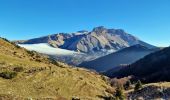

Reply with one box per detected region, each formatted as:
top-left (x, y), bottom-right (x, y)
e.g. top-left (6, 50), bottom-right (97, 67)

top-left (134, 80), bottom-right (143, 91)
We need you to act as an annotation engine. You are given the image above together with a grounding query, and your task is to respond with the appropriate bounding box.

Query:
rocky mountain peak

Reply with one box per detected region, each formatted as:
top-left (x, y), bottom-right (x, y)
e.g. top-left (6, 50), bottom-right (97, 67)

top-left (15, 26), bottom-right (155, 53)
top-left (92, 26), bottom-right (107, 34)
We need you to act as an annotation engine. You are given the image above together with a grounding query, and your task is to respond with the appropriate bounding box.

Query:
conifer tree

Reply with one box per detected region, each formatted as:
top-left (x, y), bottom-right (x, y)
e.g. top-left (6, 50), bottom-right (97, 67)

top-left (134, 80), bottom-right (142, 91)
top-left (115, 86), bottom-right (125, 100)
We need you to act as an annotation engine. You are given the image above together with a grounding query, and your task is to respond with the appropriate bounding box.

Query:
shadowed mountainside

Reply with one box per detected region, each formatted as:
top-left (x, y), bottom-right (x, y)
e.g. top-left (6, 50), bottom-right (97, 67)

top-left (108, 46), bottom-right (170, 83)
top-left (79, 44), bottom-right (159, 72)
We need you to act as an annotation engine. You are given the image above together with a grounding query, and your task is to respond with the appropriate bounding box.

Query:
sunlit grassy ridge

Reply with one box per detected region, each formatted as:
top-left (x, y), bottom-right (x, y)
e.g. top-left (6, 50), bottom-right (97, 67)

top-left (0, 38), bottom-right (113, 99)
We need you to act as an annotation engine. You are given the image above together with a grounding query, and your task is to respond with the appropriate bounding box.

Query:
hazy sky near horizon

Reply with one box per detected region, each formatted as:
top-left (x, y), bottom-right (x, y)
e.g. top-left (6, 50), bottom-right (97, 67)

top-left (0, 0), bottom-right (170, 47)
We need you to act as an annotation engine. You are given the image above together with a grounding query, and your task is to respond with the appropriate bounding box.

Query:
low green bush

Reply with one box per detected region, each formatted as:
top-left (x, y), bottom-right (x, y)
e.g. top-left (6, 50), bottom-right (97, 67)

top-left (13, 67), bottom-right (24, 72)
top-left (0, 71), bottom-right (17, 79)
top-left (27, 50), bottom-right (35, 56)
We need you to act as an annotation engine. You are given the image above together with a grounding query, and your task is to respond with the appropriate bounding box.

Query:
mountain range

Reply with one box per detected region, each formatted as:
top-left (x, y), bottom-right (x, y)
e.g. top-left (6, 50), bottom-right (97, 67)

top-left (106, 45), bottom-right (170, 83)
top-left (1, 25), bottom-right (170, 99)
top-left (16, 26), bottom-right (155, 65)
top-left (16, 26), bottom-right (155, 53)
top-left (79, 44), bottom-right (160, 72)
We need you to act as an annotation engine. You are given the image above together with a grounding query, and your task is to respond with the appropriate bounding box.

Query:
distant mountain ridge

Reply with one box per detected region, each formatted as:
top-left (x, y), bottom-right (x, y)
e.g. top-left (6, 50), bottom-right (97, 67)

top-left (107, 46), bottom-right (170, 83)
top-left (16, 26), bottom-right (155, 53)
top-left (79, 44), bottom-right (160, 72)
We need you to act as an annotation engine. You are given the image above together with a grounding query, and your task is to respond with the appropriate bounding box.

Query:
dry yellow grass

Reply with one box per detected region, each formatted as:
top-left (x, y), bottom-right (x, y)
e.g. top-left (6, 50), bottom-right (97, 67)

top-left (145, 82), bottom-right (170, 88)
top-left (0, 38), bottom-right (114, 99)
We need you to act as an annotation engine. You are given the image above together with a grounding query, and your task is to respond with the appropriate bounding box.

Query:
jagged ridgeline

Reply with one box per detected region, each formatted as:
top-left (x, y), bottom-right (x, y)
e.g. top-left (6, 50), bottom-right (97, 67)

top-left (15, 26), bottom-right (156, 66)
top-left (16, 26), bottom-right (155, 53)
top-left (0, 37), bottom-right (114, 99)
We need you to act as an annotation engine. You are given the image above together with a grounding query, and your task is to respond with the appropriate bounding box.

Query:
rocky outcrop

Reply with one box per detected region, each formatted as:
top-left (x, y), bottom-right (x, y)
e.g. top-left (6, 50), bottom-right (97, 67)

top-left (128, 85), bottom-right (170, 100)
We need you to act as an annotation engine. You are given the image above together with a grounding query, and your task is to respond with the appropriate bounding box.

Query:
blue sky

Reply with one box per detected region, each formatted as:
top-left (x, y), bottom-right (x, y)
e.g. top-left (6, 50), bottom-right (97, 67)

top-left (0, 0), bottom-right (170, 47)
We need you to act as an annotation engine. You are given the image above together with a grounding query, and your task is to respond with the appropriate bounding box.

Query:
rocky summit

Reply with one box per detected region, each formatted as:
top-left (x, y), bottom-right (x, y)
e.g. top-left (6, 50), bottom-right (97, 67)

top-left (16, 26), bottom-right (155, 53)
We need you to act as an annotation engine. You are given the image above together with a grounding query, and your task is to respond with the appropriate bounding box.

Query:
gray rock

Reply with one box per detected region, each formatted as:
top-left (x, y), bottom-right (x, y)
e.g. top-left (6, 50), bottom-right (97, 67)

top-left (16, 26), bottom-right (155, 53)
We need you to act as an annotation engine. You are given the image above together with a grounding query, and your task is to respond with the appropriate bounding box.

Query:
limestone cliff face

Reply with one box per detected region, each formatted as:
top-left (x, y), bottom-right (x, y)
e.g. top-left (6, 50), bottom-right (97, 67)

top-left (16, 26), bottom-right (155, 53)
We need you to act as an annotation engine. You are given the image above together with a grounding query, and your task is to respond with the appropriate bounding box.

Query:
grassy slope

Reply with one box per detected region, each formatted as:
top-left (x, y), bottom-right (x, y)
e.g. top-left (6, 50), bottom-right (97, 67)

top-left (0, 38), bottom-right (113, 99)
